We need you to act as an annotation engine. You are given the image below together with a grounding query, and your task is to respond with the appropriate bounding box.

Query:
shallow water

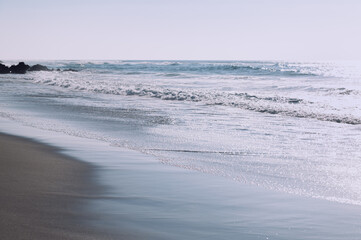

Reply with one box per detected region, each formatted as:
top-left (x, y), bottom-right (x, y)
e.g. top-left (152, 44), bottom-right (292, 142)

top-left (1, 118), bottom-right (361, 240)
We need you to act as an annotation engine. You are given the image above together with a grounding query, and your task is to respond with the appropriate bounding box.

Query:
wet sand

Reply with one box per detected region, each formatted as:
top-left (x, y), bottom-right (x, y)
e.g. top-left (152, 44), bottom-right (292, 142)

top-left (0, 133), bottom-right (120, 239)
top-left (1, 126), bottom-right (361, 240)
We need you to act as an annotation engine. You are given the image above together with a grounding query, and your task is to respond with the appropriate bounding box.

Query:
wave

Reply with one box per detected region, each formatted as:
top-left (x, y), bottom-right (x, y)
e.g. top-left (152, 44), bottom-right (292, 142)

top-left (52, 61), bottom-right (319, 77)
top-left (158, 73), bottom-right (184, 77)
top-left (325, 88), bottom-right (361, 96)
top-left (31, 74), bottom-right (361, 125)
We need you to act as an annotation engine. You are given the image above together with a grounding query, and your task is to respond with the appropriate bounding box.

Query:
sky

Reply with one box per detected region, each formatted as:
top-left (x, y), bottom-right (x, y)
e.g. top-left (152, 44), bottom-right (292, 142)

top-left (1, 0), bottom-right (361, 61)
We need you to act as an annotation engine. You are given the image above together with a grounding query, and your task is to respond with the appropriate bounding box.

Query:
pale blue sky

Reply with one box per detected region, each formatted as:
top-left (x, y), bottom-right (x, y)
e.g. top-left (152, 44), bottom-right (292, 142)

top-left (1, 0), bottom-right (360, 60)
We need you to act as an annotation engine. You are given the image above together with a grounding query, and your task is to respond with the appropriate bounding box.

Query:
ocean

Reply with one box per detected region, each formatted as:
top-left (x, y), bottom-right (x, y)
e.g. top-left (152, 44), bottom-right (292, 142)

top-left (1, 60), bottom-right (361, 239)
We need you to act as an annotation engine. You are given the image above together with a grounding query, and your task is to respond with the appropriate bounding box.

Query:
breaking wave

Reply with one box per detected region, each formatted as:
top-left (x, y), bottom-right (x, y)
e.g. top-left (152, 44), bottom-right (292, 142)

top-left (30, 73), bottom-right (361, 125)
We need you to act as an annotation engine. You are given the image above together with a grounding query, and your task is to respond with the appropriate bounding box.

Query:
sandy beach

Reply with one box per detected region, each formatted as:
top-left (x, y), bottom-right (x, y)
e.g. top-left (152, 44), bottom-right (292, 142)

top-left (1, 0), bottom-right (361, 238)
top-left (0, 133), bottom-right (116, 239)
top-left (1, 120), bottom-right (361, 239)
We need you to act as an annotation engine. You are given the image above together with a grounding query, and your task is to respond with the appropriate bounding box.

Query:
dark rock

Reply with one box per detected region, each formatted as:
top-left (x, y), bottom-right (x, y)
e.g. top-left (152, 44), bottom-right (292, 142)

top-left (0, 63), bottom-right (10, 74)
top-left (28, 64), bottom-right (51, 71)
top-left (9, 62), bottom-right (30, 74)
top-left (63, 68), bottom-right (78, 72)
top-left (54, 68), bottom-right (78, 72)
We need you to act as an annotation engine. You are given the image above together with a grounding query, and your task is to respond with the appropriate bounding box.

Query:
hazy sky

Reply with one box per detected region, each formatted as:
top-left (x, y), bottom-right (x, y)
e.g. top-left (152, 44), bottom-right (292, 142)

top-left (1, 0), bottom-right (360, 61)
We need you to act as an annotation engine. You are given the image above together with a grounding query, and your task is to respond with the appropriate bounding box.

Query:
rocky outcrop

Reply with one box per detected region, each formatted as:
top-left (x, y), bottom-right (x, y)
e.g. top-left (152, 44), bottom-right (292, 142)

top-left (63, 68), bottom-right (78, 72)
top-left (9, 62), bottom-right (30, 74)
top-left (28, 64), bottom-right (51, 71)
top-left (0, 63), bottom-right (10, 74)
top-left (0, 62), bottom-right (53, 74)
top-left (0, 62), bottom-right (79, 74)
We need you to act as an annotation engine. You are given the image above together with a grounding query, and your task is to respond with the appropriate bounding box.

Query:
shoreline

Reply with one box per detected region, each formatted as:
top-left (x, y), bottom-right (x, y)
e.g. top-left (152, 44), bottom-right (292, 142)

top-left (1, 120), bottom-right (361, 239)
top-left (0, 132), bottom-right (117, 239)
